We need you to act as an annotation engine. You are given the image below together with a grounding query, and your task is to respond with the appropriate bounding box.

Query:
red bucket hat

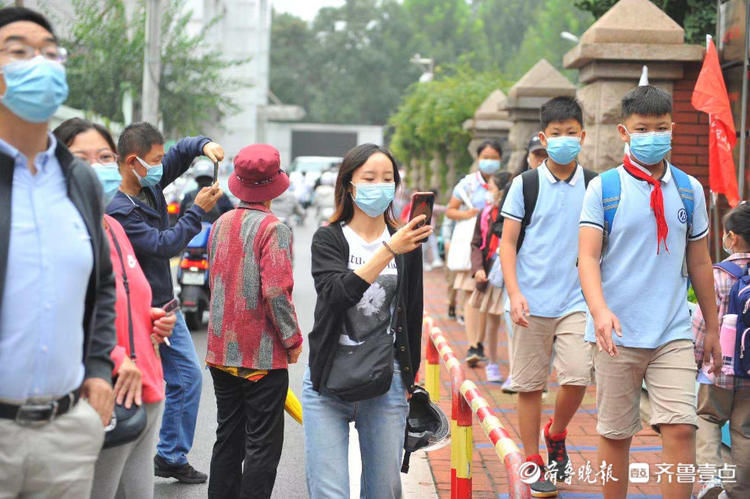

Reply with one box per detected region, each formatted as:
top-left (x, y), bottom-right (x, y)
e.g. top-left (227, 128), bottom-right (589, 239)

top-left (228, 144), bottom-right (290, 203)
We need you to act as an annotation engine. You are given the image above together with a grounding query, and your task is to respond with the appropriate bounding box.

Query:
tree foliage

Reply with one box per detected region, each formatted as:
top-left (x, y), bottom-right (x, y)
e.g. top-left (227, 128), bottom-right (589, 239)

top-left (271, 0), bottom-right (594, 125)
top-left (388, 67), bottom-right (510, 190)
top-left (56, 0), bottom-right (244, 136)
top-left (574, 0), bottom-right (716, 44)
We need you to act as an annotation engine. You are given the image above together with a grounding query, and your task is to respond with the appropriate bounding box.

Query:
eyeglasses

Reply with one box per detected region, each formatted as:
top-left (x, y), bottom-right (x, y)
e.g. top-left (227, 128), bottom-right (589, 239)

top-left (74, 151), bottom-right (118, 164)
top-left (0, 42), bottom-right (68, 64)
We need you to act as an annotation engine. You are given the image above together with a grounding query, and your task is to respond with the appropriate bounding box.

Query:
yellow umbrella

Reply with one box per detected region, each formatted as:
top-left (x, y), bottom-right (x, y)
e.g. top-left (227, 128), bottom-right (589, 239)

top-left (285, 388), bottom-right (303, 424)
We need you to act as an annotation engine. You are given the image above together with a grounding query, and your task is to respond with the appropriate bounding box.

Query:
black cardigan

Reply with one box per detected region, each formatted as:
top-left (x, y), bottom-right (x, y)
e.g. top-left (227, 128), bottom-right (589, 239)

top-left (0, 142), bottom-right (117, 382)
top-left (308, 223), bottom-right (424, 393)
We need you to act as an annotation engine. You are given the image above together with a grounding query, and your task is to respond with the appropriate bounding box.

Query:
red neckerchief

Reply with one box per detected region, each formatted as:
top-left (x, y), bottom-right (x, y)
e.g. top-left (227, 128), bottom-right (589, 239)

top-left (476, 171), bottom-right (489, 191)
top-left (488, 206), bottom-right (500, 256)
top-left (622, 154), bottom-right (669, 254)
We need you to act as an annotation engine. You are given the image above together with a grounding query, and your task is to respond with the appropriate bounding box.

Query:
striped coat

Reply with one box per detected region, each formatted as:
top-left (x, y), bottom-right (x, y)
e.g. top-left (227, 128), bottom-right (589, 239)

top-left (207, 203), bottom-right (302, 370)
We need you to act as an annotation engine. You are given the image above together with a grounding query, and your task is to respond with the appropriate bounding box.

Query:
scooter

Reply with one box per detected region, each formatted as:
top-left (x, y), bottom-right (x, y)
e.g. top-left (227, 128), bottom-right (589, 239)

top-left (177, 222), bottom-right (212, 330)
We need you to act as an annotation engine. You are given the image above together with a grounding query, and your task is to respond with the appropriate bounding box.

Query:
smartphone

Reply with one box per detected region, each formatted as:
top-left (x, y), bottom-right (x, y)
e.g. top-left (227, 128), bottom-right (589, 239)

top-left (409, 192), bottom-right (435, 243)
top-left (163, 298), bottom-right (179, 314)
top-left (409, 192), bottom-right (435, 228)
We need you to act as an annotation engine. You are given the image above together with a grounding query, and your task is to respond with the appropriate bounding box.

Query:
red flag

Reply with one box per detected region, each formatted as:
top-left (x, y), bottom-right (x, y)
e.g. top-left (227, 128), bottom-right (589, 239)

top-left (691, 38), bottom-right (741, 207)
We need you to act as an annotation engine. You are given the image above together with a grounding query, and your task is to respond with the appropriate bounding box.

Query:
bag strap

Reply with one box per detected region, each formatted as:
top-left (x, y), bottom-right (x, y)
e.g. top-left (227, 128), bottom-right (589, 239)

top-left (601, 168), bottom-right (621, 237)
top-left (517, 169), bottom-right (539, 251)
top-left (583, 168), bottom-right (598, 187)
top-left (714, 261), bottom-right (746, 280)
top-left (106, 223), bottom-right (136, 361)
top-left (669, 165), bottom-right (694, 232)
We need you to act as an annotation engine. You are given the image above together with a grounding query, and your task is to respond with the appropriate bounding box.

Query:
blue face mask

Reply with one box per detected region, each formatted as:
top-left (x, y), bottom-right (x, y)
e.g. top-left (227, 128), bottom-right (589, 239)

top-left (478, 159), bottom-right (501, 174)
top-left (626, 128), bottom-right (672, 165)
top-left (92, 162), bottom-right (122, 206)
top-left (544, 135), bottom-right (581, 165)
top-left (1, 56), bottom-right (68, 123)
top-left (135, 156), bottom-right (164, 187)
top-left (351, 182), bottom-right (396, 218)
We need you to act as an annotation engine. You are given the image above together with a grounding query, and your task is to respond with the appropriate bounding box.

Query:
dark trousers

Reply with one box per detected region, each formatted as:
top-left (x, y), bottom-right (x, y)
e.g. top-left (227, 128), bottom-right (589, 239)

top-left (208, 367), bottom-right (288, 499)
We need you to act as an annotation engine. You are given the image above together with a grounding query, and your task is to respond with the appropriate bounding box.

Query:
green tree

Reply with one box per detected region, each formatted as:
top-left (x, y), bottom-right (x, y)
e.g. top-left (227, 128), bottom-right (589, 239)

top-left (474, 0), bottom-right (546, 69)
top-left (574, 0), bottom-right (717, 44)
top-left (269, 0), bottom-right (501, 125)
top-left (389, 67), bottom-right (510, 190)
top-left (56, 0), bottom-right (244, 136)
top-left (505, 0), bottom-right (594, 81)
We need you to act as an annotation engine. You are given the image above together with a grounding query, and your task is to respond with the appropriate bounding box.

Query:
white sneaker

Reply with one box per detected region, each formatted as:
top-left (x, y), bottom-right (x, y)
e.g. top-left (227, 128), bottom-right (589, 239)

top-left (485, 363), bottom-right (503, 383)
top-left (501, 376), bottom-right (516, 394)
top-left (431, 258), bottom-right (444, 269)
top-left (423, 263), bottom-right (433, 272)
top-left (697, 478), bottom-right (724, 499)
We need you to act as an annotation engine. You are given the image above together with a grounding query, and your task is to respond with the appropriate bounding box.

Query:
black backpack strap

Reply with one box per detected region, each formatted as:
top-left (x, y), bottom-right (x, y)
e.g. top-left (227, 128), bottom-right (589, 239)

top-left (582, 168), bottom-right (598, 188)
top-left (517, 169), bottom-right (539, 251)
top-left (106, 223), bottom-right (136, 361)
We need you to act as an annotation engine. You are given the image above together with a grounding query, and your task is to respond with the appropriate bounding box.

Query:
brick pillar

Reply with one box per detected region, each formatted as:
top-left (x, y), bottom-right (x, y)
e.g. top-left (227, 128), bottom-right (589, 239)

top-left (563, 0), bottom-right (704, 172)
top-left (463, 89), bottom-right (512, 168)
top-left (505, 59), bottom-right (577, 170)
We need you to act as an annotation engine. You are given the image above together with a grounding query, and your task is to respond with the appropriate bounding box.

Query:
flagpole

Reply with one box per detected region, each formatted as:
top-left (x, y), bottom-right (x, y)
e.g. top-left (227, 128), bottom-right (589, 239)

top-left (712, 191), bottom-right (720, 262)
top-left (738, 5), bottom-right (750, 199)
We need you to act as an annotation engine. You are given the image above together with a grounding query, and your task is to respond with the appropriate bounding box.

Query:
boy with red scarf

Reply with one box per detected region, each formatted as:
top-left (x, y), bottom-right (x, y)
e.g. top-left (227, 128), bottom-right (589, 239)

top-left (578, 85), bottom-right (721, 498)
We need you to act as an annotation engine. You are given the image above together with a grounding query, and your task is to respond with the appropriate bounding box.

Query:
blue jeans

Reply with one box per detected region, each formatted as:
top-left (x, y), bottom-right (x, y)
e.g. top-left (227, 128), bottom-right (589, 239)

top-left (302, 363), bottom-right (409, 499)
top-left (156, 310), bottom-right (202, 465)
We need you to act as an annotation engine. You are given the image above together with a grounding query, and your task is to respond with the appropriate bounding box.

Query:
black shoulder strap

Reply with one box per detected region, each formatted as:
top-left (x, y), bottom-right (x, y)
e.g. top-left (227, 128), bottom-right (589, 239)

top-left (0, 154), bottom-right (13, 319)
top-left (517, 169), bottom-right (539, 251)
top-left (582, 168), bottom-right (598, 187)
top-left (106, 223), bottom-right (136, 361)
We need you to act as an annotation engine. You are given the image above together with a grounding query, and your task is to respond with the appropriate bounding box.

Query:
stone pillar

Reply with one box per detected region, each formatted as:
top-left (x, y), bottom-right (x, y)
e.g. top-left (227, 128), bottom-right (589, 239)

top-left (563, 0), bottom-right (703, 172)
top-left (463, 89), bottom-right (513, 166)
top-left (505, 59), bottom-right (577, 171)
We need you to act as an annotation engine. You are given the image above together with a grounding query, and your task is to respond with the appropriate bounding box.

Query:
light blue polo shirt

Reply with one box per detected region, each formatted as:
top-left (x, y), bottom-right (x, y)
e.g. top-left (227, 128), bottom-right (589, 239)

top-left (452, 171), bottom-right (490, 210)
top-left (579, 162), bottom-right (709, 349)
top-left (500, 162), bottom-right (588, 318)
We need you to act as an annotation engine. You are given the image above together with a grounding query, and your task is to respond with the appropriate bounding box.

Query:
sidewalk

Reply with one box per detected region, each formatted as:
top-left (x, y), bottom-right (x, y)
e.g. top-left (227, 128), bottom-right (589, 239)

top-left (419, 268), bottom-right (665, 499)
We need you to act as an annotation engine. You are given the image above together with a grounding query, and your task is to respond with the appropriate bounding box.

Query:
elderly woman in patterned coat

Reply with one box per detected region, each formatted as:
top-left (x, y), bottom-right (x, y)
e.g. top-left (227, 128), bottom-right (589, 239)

top-left (205, 144), bottom-right (303, 499)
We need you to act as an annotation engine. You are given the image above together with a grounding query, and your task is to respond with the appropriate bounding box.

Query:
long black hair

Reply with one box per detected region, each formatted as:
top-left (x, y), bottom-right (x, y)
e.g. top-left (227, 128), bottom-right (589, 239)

top-left (724, 202), bottom-right (750, 245)
top-left (329, 143), bottom-right (401, 228)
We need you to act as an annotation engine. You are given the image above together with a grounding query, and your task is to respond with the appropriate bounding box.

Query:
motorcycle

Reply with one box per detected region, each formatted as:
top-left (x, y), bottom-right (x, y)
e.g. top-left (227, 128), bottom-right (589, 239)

top-left (177, 222), bottom-right (212, 330)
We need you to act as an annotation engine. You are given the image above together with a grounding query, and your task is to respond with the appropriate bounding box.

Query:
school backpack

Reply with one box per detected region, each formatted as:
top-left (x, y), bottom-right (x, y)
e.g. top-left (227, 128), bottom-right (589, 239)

top-left (515, 167), bottom-right (598, 251)
top-left (712, 262), bottom-right (750, 379)
top-left (600, 164), bottom-right (694, 241)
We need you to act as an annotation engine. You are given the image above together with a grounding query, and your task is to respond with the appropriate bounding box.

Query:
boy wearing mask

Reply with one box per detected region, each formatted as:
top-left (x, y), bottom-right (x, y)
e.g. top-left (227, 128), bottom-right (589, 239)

top-left (578, 85), bottom-right (721, 498)
top-left (500, 97), bottom-right (595, 497)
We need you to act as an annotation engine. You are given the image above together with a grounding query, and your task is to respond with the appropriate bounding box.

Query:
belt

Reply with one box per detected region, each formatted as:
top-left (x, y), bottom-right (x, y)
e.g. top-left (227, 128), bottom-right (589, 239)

top-left (0, 389), bottom-right (81, 425)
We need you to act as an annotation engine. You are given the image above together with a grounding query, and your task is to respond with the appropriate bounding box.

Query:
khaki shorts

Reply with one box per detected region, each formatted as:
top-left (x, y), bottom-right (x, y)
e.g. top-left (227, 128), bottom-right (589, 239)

top-left (509, 312), bottom-right (591, 392)
top-left (594, 339), bottom-right (697, 440)
top-left (469, 286), bottom-right (505, 315)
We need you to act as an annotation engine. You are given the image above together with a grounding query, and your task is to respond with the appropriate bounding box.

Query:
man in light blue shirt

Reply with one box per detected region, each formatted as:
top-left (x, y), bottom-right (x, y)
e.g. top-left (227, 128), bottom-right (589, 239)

top-left (0, 8), bottom-right (116, 497)
top-left (499, 97), bottom-right (594, 497)
top-left (578, 85), bottom-right (721, 498)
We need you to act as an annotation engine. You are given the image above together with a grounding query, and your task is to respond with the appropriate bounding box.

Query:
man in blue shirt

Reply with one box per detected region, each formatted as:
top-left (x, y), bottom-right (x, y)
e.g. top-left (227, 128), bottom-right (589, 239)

top-left (0, 7), bottom-right (117, 497)
top-left (108, 122), bottom-right (224, 483)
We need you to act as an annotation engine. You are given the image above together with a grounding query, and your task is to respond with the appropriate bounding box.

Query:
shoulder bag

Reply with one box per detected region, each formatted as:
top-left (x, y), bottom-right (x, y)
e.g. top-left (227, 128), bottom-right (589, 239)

top-left (103, 224), bottom-right (148, 449)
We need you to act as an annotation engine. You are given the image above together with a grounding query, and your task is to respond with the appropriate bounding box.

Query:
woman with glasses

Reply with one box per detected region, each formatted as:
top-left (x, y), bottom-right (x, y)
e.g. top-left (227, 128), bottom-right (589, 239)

top-left (53, 118), bottom-right (175, 499)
